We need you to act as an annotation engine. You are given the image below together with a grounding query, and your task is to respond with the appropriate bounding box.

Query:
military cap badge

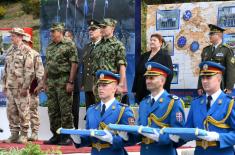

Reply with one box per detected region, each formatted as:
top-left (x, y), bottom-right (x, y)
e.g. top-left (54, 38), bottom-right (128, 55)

top-left (147, 65), bottom-right (152, 71)
top-left (100, 73), bottom-right (104, 79)
top-left (203, 64), bottom-right (208, 70)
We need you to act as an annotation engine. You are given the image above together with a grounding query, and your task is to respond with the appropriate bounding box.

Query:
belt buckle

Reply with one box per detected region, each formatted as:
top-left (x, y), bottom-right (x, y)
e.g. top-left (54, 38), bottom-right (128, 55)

top-left (202, 140), bottom-right (208, 149)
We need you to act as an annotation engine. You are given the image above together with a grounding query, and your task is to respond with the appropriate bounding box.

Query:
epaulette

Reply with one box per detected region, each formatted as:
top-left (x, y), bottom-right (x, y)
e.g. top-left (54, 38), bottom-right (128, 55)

top-left (169, 94), bottom-right (179, 100)
top-left (192, 95), bottom-right (203, 101)
top-left (222, 43), bottom-right (231, 48)
top-left (119, 103), bottom-right (128, 107)
top-left (226, 94), bottom-right (233, 99)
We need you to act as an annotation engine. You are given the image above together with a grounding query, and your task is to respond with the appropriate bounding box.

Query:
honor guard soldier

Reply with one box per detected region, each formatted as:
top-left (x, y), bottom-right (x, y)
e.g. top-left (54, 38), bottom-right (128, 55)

top-left (72, 70), bottom-right (135, 155)
top-left (186, 61), bottom-right (235, 155)
top-left (124, 62), bottom-right (185, 155)
top-left (198, 24), bottom-right (235, 95)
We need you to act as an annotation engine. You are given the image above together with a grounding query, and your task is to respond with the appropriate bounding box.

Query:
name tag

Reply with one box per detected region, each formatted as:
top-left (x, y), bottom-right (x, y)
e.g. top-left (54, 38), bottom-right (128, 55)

top-left (216, 53), bottom-right (224, 57)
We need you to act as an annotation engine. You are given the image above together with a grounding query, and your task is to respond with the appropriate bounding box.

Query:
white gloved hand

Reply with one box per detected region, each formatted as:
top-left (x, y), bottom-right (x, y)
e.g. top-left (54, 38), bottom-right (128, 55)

top-left (92, 130), bottom-right (113, 144)
top-left (139, 129), bottom-right (159, 142)
top-left (169, 134), bottom-right (180, 143)
top-left (71, 134), bottom-right (81, 144)
top-left (198, 131), bottom-right (220, 141)
top-left (117, 131), bottom-right (129, 141)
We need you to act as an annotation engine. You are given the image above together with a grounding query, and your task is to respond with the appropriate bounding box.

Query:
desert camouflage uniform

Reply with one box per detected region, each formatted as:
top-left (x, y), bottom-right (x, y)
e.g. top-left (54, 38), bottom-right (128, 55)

top-left (28, 48), bottom-right (44, 136)
top-left (3, 43), bottom-right (34, 138)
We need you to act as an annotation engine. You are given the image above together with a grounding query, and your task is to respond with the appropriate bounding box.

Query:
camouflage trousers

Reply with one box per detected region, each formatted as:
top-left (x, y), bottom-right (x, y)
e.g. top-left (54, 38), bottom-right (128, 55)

top-left (47, 83), bottom-right (74, 133)
top-left (6, 88), bottom-right (30, 134)
top-left (29, 94), bottom-right (40, 133)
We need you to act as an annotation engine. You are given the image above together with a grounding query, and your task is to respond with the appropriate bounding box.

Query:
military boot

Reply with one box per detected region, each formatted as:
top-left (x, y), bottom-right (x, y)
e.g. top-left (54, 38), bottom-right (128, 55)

top-left (17, 132), bottom-right (28, 144)
top-left (58, 134), bottom-right (73, 146)
top-left (43, 134), bottom-right (60, 145)
top-left (3, 132), bottom-right (19, 143)
top-left (28, 132), bottom-right (38, 141)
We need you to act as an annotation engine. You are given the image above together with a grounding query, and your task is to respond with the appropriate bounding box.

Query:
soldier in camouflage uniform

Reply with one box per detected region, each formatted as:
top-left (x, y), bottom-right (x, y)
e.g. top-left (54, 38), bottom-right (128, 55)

top-left (198, 24), bottom-right (235, 95)
top-left (3, 28), bottom-right (34, 144)
top-left (42, 23), bottom-right (78, 145)
top-left (82, 19), bottom-right (102, 109)
top-left (22, 33), bottom-right (44, 141)
top-left (93, 18), bottom-right (127, 95)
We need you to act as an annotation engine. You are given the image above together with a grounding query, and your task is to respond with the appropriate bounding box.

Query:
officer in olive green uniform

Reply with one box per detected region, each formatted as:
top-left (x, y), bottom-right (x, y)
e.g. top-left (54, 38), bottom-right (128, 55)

top-left (42, 23), bottom-right (78, 145)
top-left (198, 24), bottom-right (235, 95)
top-left (82, 19), bottom-right (103, 109)
top-left (92, 18), bottom-right (127, 95)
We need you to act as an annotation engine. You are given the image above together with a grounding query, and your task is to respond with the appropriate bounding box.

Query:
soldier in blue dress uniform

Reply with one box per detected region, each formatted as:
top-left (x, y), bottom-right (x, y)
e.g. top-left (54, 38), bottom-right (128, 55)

top-left (124, 62), bottom-right (185, 155)
top-left (71, 70), bottom-right (135, 155)
top-left (186, 61), bottom-right (235, 155)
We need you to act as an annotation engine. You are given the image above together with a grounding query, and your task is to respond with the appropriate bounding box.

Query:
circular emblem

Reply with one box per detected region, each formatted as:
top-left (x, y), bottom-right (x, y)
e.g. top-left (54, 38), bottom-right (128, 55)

top-left (100, 73), bottom-right (104, 79)
top-left (183, 10), bottom-right (192, 21)
top-left (190, 41), bottom-right (199, 52)
top-left (91, 21), bottom-right (94, 25)
top-left (203, 64), bottom-right (208, 70)
top-left (177, 36), bottom-right (187, 48)
top-left (147, 65), bottom-right (152, 71)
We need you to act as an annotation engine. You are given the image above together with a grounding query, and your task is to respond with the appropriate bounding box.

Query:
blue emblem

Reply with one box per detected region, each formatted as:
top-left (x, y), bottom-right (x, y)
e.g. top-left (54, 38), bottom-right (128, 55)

top-left (190, 41), bottom-right (199, 52)
top-left (183, 10), bottom-right (192, 21)
top-left (177, 36), bottom-right (187, 48)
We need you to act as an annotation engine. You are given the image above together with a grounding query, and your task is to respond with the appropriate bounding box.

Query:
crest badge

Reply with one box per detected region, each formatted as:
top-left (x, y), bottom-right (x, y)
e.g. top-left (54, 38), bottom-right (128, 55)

top-left (100, 73), bottom-right (104, 79)
top-left (147, 65), bottom-right (152, 71)
top-left (203, 64), bottom-right (208, 71)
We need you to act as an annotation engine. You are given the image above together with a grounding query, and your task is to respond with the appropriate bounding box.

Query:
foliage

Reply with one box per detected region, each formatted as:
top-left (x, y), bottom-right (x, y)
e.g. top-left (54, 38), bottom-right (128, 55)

top-left (33, 28), bottom-right (40, 52)
top-left (0, 6), bottom-right (6, 19)
top-left (0, 143), bottom-right (62, 155)
top-left (21, 0), bottom-right (39, 19)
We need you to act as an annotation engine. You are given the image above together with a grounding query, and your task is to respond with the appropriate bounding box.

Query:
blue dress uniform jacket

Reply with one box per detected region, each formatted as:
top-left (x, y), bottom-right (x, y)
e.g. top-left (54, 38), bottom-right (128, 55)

top-left (74, 99), bottom-right (134, 155)
top-left (130, 91), bottom-right (185, 155)
top-left (186, 91), bottom-right (235, 155)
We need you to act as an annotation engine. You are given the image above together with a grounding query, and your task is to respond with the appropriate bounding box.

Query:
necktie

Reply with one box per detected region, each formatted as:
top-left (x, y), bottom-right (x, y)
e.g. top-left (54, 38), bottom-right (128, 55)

top-left (101, 104), bottom-right (106, 116)
top-left (212, 46), bottom-right (215, 53)
top-left (207, 95), bottom-right (212, 111)
top-left (151, 98), bottom-right (155, 107)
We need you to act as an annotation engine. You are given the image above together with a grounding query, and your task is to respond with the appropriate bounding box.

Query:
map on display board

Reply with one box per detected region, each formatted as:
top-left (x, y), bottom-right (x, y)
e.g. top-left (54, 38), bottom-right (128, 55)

top-left (146, 1), bottom-right (235, 102)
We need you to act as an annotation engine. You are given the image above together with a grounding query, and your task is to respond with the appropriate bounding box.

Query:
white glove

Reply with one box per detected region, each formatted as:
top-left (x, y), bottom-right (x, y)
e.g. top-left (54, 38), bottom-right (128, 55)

top-left (139, 128), bottom-right (159, 142)
top-left (169, 134), bottom-right (180, 143)
top-left (198, 131), bottom-right (220, 141)
top-left (92, 130), bottom-right (113, 144)
top-left (71, 134), bottom-right (81, 144)
top-left (117, 131), bottom-right (129, 141)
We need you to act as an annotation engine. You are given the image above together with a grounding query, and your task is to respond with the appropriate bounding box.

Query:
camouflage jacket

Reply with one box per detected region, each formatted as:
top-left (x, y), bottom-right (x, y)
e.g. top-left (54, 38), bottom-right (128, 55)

top-left (92, 36), bottom-right (127, 75)
top-left (3, 43), bottom-right (34, 89)
top-left (30, 47), bottom-right (44, 82)
top-left (46, 38), bottom-right (78, 79)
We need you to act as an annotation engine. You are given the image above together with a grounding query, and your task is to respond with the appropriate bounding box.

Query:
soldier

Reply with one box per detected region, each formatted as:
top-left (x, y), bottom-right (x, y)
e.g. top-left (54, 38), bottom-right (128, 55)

top-left (22, 33), bottom-right (44, 141)
top-left (82, 19), bottom-right (102, 109)
top-left (93, 18), bottom-right (127, 94)
top-left (42, 23), bottom-right (78, 145)
top-left (3, 28), bottom-right (34, 144)
top-left (124, 62), bottom-right (185, 155)
top-left (72, 70), bottom-right (135, 155)
top-left (63, 29), bottom-right (80, 129)
top-left (186, 61), bottom-right (235, 155)
top-left (198, 24), bottom-right (235, 95)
